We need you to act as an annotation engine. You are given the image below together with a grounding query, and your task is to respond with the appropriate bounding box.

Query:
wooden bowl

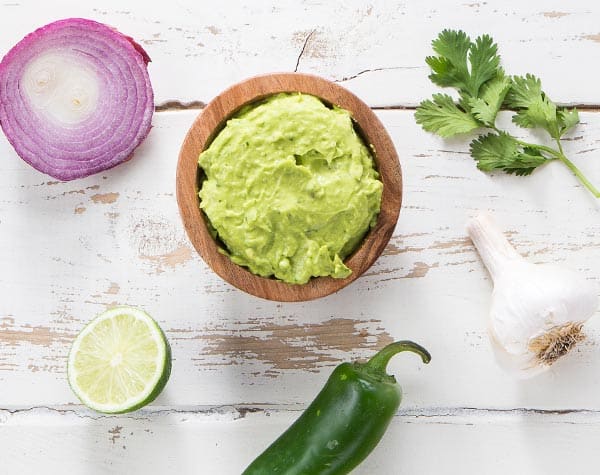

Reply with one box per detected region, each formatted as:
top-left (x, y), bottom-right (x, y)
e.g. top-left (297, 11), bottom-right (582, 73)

top-left (176, 73), bottom-right (402, 301)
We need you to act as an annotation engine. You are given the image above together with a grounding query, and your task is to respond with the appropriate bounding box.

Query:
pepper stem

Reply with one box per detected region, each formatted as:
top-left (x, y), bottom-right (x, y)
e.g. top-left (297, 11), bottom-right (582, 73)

top-left (366, 341), bottom-right (431, 375)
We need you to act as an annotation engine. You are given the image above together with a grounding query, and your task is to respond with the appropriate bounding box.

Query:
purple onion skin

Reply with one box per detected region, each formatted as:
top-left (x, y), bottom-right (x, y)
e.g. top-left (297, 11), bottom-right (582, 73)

top-left (0, 18), bottom-right (154, 181)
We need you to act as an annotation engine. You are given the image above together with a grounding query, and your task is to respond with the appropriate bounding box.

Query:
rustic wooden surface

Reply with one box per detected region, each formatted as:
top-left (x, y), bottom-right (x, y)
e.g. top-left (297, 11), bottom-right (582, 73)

top-left (177, 72), bottom-right (402, 301)
top-left (1, 1), bottom-right (600, 474)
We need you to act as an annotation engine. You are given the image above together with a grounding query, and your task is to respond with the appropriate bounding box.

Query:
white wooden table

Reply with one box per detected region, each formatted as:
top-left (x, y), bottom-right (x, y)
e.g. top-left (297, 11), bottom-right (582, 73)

top-left (1, 1), bottom-right (599, 473)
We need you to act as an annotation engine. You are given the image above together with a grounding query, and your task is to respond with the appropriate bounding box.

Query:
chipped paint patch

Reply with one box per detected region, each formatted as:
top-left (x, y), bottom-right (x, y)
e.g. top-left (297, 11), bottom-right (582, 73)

top-left (131, 217), bottom-right (179, 255)
top-left (430, 237), bottom-right (472, 253)
top-left (291, 28), bottom-right (332, 60)
top-left (28, 361), bottom-right (63, 374)
top-left (91, 192), bottom-right (119, 204)
top-left (0, 361), bottom-right (18, 371)
top-left (542, 11), bottom-right (569, 18)
top-left (141, 245), bottom-right (193, 273)
top-left (0, 318), bottom-right (73, 348)
top-left (405, 261), bottom-right (439, 278)
top-left (105, 283), bottom-right (120, 295)
top-left (84, 299), bottom-right (121, 310)
top-left (364, 259), bottom-right (441, 280)
top-left (292, 30), bottom-right (311, 47)
top-left (583, 34), bottom-right (600, 43)
top-left (131, 217), bottom-right (193, 272)
top-left (188, 318), bottom-right (393, 375)
top-left (74, 205), bottom-right (86, 214)
top-left (383, 236), bottom-right (472, 256)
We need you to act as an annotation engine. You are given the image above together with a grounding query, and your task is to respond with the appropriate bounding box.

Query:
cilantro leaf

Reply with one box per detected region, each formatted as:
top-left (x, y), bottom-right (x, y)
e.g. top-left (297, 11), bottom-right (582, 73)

top-left (426, 30), bottom-right (501, 98)
top-left (415, 94), bottom-right (480, 138)
top-left (505, 74), bottom-right (561, 138)
top-left (557, 108), bottom-right (579, 137)
top-left (504, 74), bottom-right (544, 109)
top-left (470, 132), bottom-right (550, 176)
top-left (468, 34), bottom-right (502, 97)
top-left (468, 74), bottom-right (511, 126)
top-left (426, 30), bottom-right (472, 92)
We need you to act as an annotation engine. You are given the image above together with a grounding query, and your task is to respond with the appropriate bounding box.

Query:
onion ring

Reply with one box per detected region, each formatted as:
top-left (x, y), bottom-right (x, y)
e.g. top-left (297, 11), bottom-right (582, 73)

top-left (0, 18), bottom-right (154, 180)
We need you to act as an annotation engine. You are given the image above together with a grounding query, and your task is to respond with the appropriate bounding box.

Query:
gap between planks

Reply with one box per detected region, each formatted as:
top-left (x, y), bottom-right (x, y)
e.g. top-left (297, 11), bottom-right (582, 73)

top-left (154, 101), bottom-right (600, 113)
top-left (3, 405), bottom-right (600, 423)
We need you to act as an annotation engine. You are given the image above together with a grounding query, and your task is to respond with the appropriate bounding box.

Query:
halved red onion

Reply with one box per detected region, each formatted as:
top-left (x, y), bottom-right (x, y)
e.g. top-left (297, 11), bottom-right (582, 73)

top-left (0, 18), bottom-right (154, 180)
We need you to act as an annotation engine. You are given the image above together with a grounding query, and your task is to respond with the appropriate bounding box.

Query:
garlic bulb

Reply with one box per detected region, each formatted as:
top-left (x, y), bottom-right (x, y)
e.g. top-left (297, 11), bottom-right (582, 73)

top-left (466, 212), bottom-right (598, 378)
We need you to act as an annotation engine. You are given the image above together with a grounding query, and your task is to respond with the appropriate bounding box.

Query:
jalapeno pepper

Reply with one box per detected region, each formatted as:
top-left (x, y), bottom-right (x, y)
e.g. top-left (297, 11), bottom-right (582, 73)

top-left (242, 340), bottom-right (431, 475)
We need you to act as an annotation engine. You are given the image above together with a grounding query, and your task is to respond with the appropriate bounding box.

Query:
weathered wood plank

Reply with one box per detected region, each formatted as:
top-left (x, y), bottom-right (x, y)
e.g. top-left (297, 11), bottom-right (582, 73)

top-left (0, 109), bottom-right (598, 409)
top-left (2, 0), bottom-right (600, 106)
top-left (2, 407), bottom-right (600, 474)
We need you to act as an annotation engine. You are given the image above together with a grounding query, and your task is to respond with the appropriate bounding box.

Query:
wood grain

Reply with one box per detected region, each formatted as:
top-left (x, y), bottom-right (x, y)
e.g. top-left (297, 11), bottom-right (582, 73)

top-left (177, 73), bottom-right (402, 301)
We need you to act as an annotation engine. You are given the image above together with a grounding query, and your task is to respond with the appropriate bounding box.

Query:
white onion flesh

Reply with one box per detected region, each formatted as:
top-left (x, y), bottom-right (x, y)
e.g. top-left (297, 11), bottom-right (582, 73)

top-left (22, 52), bottom-right (100, 126)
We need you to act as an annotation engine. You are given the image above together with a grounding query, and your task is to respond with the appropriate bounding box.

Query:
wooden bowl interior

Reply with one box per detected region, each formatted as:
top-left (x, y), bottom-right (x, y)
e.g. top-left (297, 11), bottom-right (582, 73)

top-left (176, 73), bottom-right (402, 301)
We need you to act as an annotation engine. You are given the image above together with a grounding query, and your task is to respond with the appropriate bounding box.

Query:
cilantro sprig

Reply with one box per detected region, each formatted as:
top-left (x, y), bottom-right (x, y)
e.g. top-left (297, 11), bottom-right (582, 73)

top-left (415, 29), bottom-right (599, 198)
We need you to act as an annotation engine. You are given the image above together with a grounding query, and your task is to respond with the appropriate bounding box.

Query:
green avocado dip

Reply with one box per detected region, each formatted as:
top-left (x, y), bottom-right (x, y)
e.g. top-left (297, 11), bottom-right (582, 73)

top-left (198, 93), bottom-right (383, 284)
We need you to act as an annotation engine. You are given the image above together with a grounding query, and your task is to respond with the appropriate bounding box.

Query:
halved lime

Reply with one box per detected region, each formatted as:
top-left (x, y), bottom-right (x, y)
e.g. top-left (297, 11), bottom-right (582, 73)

top-left (67, 306), bottom-right (171, 413)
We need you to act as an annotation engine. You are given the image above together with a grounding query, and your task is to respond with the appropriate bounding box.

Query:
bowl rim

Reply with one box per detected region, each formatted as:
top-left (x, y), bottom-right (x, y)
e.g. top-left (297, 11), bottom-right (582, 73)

top-left (176, 72), bottom-right (402, 301)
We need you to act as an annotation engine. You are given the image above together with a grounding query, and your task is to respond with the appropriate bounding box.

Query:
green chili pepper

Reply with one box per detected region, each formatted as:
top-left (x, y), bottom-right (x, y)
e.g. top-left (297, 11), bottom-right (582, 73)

top-left (242, 340), bottom-right (431, 475)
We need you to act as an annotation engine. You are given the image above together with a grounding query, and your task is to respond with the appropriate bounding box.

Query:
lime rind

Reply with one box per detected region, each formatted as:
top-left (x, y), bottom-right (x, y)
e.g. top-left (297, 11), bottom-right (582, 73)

top-left (67, 306), bottom-right (171, 414)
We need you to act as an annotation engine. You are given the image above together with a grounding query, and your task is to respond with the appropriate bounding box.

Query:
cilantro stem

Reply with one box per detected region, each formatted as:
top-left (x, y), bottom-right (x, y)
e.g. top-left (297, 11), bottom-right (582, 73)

top-left (555, 140), bottom-right (600, 198)
top-left (492, 125), bottom-right (552, 154)
top-left (494, 127), bottom-right (600, 198)
top-left (499, 132), bottom-right (559, 159)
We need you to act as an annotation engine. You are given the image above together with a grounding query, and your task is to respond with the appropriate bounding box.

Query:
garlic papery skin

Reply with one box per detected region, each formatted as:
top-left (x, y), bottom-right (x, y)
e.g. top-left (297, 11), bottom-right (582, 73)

top-left (467, 212), bottom-right (598, 378)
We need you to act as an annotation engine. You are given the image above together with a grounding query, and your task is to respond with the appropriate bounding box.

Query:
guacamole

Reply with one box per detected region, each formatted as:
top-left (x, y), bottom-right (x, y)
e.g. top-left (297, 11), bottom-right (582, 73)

top-left (198, 93), bottom-right (383, 284)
